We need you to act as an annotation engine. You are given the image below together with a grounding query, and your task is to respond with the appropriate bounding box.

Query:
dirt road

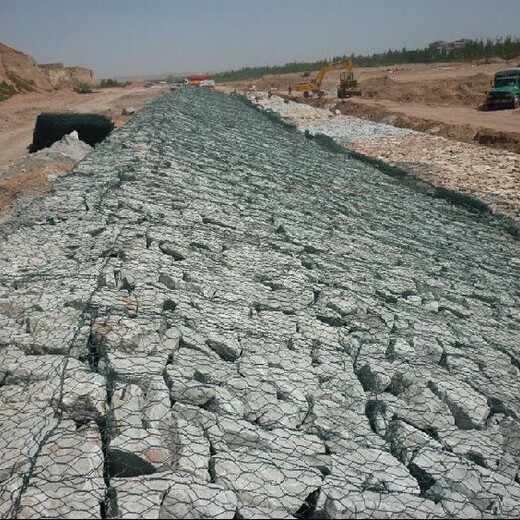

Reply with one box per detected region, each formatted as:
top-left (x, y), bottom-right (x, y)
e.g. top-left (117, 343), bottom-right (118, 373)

top-left (349, 97), bottom-right (520, 134)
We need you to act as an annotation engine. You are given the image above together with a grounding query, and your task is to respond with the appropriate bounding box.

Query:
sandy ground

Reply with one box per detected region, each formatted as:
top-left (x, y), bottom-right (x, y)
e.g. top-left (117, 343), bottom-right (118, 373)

top-left (0, 84), bottom-right (166, 217)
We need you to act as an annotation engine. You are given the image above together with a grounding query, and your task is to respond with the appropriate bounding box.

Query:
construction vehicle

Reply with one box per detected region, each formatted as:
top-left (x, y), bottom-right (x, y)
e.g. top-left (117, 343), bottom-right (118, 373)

top-left (485, 68), bottom-right (520, 110)
top-left (296, 58), bottom-right (361, 98)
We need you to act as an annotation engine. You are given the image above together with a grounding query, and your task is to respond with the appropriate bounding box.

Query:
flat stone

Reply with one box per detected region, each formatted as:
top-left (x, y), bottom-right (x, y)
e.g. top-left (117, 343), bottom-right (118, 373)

top-left (427, 378), bottom-right (490, 429)
top-left (107, 427), bottom-right (172, 477)
top-left (212, 449), bottom-right (322, 515)
top-left (320, 482), bottom-right (443, 519)
top-left (103, 352), bottom-right (166, 383)
top-left (110, 472), bottom-right (236, 519)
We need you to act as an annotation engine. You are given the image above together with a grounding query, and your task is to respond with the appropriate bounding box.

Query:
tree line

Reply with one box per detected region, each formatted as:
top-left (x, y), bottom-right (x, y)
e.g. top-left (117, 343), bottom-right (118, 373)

top-left (214, 36), bottom-right (520, 83)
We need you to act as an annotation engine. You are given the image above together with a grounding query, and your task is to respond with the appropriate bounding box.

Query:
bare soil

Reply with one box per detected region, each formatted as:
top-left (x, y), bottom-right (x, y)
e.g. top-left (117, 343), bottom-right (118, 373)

top-left (0, 84), bottom-right (166, 216)
top-left (216, 58), bottom-right (520, 154)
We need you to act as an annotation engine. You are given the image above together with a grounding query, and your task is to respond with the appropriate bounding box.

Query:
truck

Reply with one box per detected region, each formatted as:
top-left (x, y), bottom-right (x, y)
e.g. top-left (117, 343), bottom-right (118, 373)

top-left (296, 58), bottom-right (361, 98)
top-left (485, 68), bottom-right (520, 109)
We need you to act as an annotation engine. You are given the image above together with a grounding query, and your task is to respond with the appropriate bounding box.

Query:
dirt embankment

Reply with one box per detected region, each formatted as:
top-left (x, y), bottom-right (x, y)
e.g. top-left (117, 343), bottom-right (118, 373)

top-left (0, 41), bottom-right (96, 101)
top-left (299, 96), bottom-right (520, 155)
top-left (217, 58), bottom-right (520, 154)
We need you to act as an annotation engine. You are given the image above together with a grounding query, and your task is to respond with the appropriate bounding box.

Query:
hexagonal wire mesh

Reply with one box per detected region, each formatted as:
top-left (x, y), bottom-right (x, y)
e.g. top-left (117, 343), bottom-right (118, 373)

top-left (1, 87), bottom-right (519, 519)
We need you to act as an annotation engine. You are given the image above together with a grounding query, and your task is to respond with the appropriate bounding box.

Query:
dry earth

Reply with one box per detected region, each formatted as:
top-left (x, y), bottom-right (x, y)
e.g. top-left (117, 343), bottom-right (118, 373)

top-left (0, 85), bottom-right (166, 217)
top-left (217, 59), bottom-right (520, 153)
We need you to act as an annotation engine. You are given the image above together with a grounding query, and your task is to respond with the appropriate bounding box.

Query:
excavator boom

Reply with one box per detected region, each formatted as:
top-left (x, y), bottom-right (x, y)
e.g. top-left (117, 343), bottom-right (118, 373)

top-left (296, 58), bottom-right (358, 98)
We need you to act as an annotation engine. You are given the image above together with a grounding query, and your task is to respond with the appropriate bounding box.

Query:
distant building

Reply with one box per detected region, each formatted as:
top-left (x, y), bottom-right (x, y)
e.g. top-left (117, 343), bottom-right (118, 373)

top-left (185, 74), bottom-right (213, 86)
top-left (428, 39), bottom-right (472, 52)
top-left (452, 38), bottom-right (472, 48)
top-left (428, 41), bottom-right (450, 51)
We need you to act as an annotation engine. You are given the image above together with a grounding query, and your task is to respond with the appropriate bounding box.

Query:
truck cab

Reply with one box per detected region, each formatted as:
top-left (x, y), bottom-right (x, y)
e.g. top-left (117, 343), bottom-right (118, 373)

top-left (486, 68), bottom-right (520, 109)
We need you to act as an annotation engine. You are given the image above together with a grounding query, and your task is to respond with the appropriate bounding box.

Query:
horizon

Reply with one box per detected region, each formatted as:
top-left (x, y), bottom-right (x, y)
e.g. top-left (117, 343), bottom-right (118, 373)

top-left (1, 0), bottom-right (520, 78)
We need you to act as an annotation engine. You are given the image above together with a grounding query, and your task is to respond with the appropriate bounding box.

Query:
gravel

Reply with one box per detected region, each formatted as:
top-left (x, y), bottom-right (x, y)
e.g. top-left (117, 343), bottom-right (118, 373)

top-left (257, 94), bottom-right (416, 141)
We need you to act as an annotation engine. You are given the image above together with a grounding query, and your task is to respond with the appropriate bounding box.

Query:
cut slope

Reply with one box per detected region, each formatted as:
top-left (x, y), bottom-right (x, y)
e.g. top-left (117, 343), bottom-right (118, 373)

top-left (0, 42), bottom-right (53, 100)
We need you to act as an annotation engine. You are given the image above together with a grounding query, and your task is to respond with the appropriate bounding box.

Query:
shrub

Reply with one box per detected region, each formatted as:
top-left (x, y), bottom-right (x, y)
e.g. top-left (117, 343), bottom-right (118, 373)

top-left (99, 78), bottom-right (130, 88)
top-left (74, 83), bottom-right (93, 94)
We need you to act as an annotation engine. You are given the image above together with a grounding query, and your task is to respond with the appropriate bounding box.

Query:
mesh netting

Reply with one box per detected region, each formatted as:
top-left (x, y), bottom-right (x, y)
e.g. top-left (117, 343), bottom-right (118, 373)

top-left (29, 113), bottom-right (114, 152)
top-left (1, 87), bottom-right (520, 519)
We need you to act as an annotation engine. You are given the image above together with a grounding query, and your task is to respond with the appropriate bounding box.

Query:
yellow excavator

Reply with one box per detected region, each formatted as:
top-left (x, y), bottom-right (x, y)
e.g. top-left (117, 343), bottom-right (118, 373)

top-left (296, 58), bottom-right (361, 98)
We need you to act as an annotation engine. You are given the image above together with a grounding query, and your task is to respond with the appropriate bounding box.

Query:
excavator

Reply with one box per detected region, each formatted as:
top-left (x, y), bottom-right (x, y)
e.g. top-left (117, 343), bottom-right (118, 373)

top-left (296, 58), bottom-right (361, 98)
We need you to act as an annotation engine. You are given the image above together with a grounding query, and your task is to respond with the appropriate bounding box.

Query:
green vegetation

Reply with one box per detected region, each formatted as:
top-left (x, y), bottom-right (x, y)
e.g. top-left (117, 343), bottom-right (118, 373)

top-left (74, 83), bottom-right (93, 94)
top-left (0, 72), bottom-right (36, 101)
top-left (214, 36), bottom-right (520, 83)
top-left (0, 81), bottom-right (17, 101)
top-left (6, 71), bottom-right (36, 92)
top-left (98, 78), bottom-right (131, 88)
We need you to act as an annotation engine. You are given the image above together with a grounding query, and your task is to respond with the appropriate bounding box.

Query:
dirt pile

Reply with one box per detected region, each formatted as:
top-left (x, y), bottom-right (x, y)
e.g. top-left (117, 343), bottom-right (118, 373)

top-left (0, 131), bottom-right (93, 219)
top-left (359, 73), bottom-right (491, 108)
top-left (0, 42), bottom-right (53, 100)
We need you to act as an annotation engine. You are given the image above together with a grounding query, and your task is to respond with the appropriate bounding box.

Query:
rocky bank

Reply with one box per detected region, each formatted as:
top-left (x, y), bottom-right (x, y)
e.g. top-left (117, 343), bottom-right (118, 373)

top-left (1, 88), bottom-right (520, 518)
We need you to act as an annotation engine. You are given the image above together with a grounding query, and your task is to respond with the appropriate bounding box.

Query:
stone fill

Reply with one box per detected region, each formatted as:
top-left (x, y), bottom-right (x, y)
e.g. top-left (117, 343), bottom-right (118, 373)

top-left (1, 87), bottom-right (520, 518)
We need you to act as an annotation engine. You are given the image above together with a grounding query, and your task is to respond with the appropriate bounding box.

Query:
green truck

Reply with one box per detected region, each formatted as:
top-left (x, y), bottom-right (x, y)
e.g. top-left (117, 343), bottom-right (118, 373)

top-left (485, 68), bottom-right (520, 109)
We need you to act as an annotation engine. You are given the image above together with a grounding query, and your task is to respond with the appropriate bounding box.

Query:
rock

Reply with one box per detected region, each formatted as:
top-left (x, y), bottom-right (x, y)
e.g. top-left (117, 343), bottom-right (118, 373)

top-left (122, 107), bottom-right (136, 115)
top-left (0, 369), bottom-right (107, 423)
top-left (387, 419), bottom-right (444, 466)
top-left (369, 385), bottom-right (455, 435)
top-left (320, 483), bottom-right (442, 519)
top-left (0, 403), bottom-right (61, 482)
top-left (171, 402), bottom-right (217, 431)
top-left (169, 378), bottom-right (216, 407)
top-left (212, 450), bottom-right (323, 515)
top-left (160, 483), bottom-right (236, 519)
top-left (107, 427), bottom-right (172, 476)
top-left (437, 425), bottom-right (517, 478)
top-left (427, 378), bottom-right (490, 429)
top-left (207, 416), bottom-right (324, 457)
top-left (425, 126), bottom-right (442, 134)
top-left (205, 332), bottom-right (241, 362)
top-left (356, 361), bottom-right (392, 392)
top-left (32, 421), bottom-right (104, 482)
top-left (103, 352), bottom-right (167, 383)
top-left (111, 383), bottom-right (145, 433)
top-left (305, 396), bottom-right (386, 449)
top-left (321, 448), bottom-right (420, 495)
top-left (380, 114), bottom-right (399, 125)
top-left (140, 377), bottom-right (172, 429)
top-left (16, 477), bottom-right (105, 519)
top-left (110, 472), bottom-right (236, 519)
top-left (410, 448), bottom-right (520, 515)
top-left (169, 415), bottom-right (210, 481)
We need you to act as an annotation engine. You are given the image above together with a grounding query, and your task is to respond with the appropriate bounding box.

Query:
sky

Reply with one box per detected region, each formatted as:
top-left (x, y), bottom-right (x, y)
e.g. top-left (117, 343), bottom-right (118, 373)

top-left (1, 0), bottom-right (519, 78)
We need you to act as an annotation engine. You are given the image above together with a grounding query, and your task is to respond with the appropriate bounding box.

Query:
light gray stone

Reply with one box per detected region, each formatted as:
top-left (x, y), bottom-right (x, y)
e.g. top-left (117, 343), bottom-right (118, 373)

top-left (110, 472), bottom-right (236, 519)
top-left (428, 378), bottom-right (490, 429)
top-left (212, 450), bottom-right (323, 515)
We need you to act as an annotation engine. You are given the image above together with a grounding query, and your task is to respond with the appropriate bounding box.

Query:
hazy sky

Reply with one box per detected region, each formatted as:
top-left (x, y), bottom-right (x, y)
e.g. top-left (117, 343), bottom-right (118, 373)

top-left (1, 0), bottom-right (519, 78)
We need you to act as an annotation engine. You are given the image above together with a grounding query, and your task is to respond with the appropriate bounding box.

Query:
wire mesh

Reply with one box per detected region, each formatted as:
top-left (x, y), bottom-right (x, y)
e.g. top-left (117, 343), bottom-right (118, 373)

top-left (1, 87), bottom-right (519, 519)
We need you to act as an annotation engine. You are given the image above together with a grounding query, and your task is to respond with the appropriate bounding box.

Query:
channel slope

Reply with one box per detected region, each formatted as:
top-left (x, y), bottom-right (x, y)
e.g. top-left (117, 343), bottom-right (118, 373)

top-left (0, 87), bottom-right (519, 519)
